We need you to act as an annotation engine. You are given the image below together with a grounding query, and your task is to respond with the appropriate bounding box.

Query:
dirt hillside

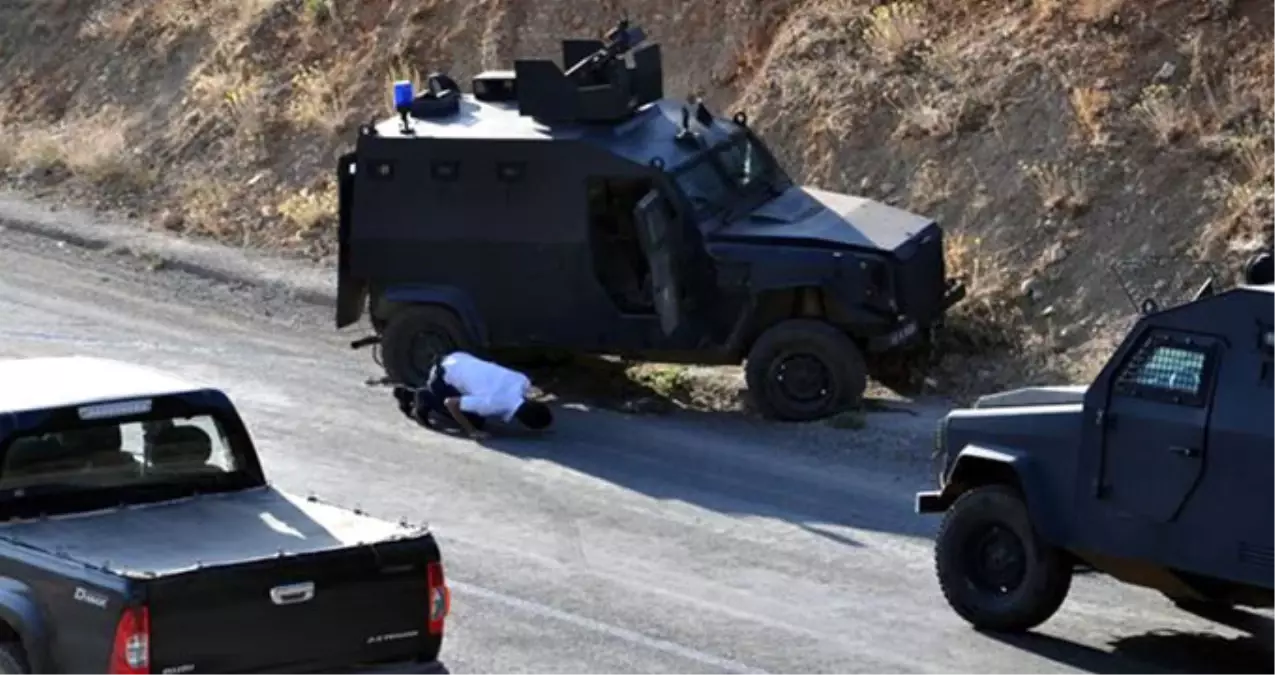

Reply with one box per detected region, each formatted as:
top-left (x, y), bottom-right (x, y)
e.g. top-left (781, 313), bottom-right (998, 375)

top-left (1, 0), bottom-right (1271, 407)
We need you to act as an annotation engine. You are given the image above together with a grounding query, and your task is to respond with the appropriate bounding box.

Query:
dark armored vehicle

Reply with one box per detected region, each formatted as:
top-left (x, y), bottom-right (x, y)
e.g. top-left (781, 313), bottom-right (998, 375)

top-left (335, 19), bottom-right (965, 421)
top-left (916, 254), bottom-right (1274, 633)
top-left (0, 356), bottom-right (449, 673)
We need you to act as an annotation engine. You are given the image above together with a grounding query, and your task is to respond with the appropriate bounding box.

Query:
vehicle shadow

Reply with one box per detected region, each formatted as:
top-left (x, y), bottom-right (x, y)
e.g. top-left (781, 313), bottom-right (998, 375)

top-left (981, 624), bottom-right (1274, 674)
top-left (430, 403), bottom-right (944, 544)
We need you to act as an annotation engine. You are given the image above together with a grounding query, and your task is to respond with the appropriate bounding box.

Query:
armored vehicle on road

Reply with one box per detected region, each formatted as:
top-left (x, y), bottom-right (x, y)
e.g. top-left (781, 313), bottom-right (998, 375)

top-left (916, 254), bottom-right (1274, 633)
top-left (335, 19), bottom-right (966, 421)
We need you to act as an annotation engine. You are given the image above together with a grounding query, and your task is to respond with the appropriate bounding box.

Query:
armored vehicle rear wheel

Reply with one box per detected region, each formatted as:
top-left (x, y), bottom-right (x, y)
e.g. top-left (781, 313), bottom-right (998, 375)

top-left (381, 304), bottom-right (475, 387)
top-left (935, 485), bottom-right (1072, 632)
top-left (744, 319), bottom-right (867, 422)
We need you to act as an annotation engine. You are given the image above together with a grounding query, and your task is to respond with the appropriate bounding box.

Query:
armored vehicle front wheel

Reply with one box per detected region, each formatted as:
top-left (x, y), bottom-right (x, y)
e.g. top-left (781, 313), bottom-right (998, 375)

top-left (935, 485), bottom-right (1073, 632)
top-left (380, 304), bottom-right (475, 387)
top-left (744, 319), bottom-right (867, 421)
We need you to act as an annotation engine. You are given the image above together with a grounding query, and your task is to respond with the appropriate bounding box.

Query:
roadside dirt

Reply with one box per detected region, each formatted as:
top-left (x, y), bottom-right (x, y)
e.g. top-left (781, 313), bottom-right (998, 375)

top-left (0, 0), bottom-right (1270, 414)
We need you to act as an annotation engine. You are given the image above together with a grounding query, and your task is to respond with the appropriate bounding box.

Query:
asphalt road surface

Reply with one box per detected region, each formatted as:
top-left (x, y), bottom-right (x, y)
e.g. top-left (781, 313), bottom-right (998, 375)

top-left (0, 222), bottom-right (1270, 674)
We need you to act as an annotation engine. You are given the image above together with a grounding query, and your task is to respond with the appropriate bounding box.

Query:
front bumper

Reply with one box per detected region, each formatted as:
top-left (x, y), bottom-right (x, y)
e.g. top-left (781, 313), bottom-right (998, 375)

top-left (348, 659), bottom-right (448, 674)
top-left (915, 489), bottom-right (945, 514)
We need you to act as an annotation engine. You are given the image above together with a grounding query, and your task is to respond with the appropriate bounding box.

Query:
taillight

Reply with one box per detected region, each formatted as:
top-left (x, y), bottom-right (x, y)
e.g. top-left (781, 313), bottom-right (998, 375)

top-left (426, 561), bottom-right (450, 635)
top-left (109, 605), bottom-right (150, 674)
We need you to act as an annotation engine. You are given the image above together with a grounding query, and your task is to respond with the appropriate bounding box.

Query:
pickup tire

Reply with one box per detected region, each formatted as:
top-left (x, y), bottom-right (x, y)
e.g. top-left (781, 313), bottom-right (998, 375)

top-left (381, 305), bottom-right (475, 387)
top-left (745, 319), bottom-right (867, 421)
top-left (934, 484), bottom-right (1072, 632)
top-left (0, 643), bottom-right (28, 674)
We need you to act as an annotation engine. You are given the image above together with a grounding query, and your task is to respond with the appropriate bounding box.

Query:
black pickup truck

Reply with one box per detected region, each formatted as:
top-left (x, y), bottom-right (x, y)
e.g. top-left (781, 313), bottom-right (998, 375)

top-left (0, 355), bottom-right (450, 674)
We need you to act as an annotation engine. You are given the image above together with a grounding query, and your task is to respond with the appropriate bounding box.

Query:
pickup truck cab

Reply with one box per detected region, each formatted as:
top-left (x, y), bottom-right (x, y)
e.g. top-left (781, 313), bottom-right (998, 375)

top-left (0, 356), bottom-right (450, 673)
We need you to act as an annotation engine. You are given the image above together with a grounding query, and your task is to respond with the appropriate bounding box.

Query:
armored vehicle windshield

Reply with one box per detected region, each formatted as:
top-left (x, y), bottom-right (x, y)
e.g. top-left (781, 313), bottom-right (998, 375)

top-left (669, 130), bottom-right (785, 228)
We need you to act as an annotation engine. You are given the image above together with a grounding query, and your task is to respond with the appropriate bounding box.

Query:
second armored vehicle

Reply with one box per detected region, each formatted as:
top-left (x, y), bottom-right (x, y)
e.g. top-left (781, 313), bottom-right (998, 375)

top-left (916, 255), bottom-right (1274, 633)
top-left (335, 19), bottom-right (966, 421)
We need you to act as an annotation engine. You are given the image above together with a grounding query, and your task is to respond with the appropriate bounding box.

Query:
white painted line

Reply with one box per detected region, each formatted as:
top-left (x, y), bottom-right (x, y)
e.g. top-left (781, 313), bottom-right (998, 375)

top-left (451, 580), bottom-right (770, 674)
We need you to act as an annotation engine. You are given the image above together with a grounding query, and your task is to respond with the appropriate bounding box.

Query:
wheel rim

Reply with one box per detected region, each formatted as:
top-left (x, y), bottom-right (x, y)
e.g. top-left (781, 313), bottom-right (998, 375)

top-left (408, 329), bottom-right (456, 381)
top-left (768, 353), bottom-right (834, 408)
top-left (962, 523), bottom-right (1028, 595)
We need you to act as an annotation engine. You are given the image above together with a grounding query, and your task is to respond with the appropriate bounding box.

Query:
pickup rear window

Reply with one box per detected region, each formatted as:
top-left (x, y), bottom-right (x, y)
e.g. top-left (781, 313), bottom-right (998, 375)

top-left (0, 414), bottom-right (241, 494)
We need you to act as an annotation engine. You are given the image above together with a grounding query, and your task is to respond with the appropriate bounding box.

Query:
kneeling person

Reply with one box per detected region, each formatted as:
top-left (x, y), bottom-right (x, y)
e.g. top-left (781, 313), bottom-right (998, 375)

top-left (397, 351), bottom-right (553, 439)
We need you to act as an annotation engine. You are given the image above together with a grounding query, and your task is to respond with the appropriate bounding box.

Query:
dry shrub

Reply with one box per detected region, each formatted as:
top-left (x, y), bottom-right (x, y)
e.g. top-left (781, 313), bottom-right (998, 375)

top-left (1134, 84), bottom-right (1191, 146)
top-left (1031, 0), bottom-right (1061, 22)
top-left (1020, 161), bottom-right (1090, 216)
top-left (907, 158), bottom-right (956, 213)
top-left (176, 178), bottom-right (244, 243)
top-left (1068, 85), bottom-right (1111, 145)
top-left (190, 64), bottom-right (270, 141)
top-left (1072, 0), bottom-right (1124, 23)
top-left (936, 232), bottom-right (1021, 354)
top-left (287, 65), bottom-right (351, 134)
top-left (1200, 134), bottom-right (1275, 256)
top-left (276, 181), bottom-right (337, 238)
top-left (62, 125), bottom-right (156, 190)
top-left (864, 2), bottom-right (926, 63)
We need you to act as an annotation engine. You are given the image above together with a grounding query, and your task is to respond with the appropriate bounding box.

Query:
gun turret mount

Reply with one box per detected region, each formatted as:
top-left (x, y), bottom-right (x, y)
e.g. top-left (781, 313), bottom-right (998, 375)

top-left (473, 18), bottom-right (664, 125)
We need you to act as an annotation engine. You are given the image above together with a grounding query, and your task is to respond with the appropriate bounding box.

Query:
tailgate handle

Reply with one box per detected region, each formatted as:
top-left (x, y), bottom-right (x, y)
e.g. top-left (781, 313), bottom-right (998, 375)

top-left (270, 582), bottom-right (316, 606)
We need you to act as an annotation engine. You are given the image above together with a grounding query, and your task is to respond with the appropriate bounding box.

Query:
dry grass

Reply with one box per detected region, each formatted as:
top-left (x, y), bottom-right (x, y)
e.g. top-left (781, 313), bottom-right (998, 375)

top-left (1133, 84), bottom-right (1191, 146)
top-left (7, 116), bottom-right (156, 191)
top-left (286, 65), bottom-right (352, 133)
top-left (864, 2), bottom-right (926, 64)
top-left (1072, 0), bottom-right (1124, 24)
top-left (1020, 161), bottom-right (1090, 217)
top-left (1068, 85), bottom-right (1111, 145)
top-left (276, 180), bottom-right (338, 239)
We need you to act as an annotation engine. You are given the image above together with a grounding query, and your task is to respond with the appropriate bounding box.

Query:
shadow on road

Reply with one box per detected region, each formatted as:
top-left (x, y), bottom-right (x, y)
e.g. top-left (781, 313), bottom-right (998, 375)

top-left (982, 625), bottom-right (1274, 674)
top-left (409, 404), bottom-right (941, 545)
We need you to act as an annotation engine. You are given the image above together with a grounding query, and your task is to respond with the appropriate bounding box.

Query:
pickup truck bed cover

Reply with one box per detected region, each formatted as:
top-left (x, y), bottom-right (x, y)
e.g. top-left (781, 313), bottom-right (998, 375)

top-left (0, 486), bottom-right (422, 578)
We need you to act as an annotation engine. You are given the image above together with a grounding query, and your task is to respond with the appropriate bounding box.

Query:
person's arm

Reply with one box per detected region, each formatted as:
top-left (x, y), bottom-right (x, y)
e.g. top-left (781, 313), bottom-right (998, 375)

top-left (444, 396), bottom-right (488, 439)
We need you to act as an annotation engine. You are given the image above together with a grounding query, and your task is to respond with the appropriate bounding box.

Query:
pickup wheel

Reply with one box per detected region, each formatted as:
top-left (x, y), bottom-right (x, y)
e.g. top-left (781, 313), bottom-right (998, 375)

top-left (381, 305), bottom-right (475, 387)
top-left (934, 484), bottom-right (1072, 632)
top-left (745, 319), bottom-right (867, 422)
top-left (0, 643), bottom-right (29, 674)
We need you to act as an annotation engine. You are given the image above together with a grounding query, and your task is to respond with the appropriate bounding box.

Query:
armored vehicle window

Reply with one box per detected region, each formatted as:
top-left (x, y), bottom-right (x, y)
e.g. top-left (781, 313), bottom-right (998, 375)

top-left (1114, 332), bottom-right (1215, 406)
top-left (670, 131), bottom-right (781, 221)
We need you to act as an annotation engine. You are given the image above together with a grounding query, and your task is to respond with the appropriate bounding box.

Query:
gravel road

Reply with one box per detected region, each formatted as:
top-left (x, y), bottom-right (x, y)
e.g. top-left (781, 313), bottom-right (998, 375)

top-left (0, 200), bottom-right (1268, 674)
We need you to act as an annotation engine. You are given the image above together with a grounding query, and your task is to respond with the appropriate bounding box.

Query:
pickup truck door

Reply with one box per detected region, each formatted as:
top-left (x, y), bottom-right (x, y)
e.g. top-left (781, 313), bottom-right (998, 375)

top-left (632, 190), bottom-right (690, 338)
top-left (1097, 328), bottom-right (1221, 523)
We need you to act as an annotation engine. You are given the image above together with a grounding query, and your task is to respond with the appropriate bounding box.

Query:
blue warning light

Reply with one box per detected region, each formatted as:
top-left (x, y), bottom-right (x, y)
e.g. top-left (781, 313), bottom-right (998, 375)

top-left (393, 80), bottom-right (414, 111)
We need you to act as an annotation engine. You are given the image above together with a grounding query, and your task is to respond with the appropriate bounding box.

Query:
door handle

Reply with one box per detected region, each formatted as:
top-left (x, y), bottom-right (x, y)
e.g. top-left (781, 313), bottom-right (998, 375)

top-left (1169, 445), bottom-right (1199, 458)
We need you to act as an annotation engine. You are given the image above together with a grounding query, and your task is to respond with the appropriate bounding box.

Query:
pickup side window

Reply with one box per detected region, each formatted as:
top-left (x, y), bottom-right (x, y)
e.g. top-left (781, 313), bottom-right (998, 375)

top-left (1113, 331), bottom-right (1216, 407)
top-left (0, 414), bottom-right (240, 492)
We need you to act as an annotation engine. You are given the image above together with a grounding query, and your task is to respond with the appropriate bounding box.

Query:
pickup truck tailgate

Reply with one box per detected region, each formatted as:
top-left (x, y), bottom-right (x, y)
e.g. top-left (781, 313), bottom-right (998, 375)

top-left (0, 487), bottom-right (446, 673)
top-left (146, 538), bottom-right (441, 672)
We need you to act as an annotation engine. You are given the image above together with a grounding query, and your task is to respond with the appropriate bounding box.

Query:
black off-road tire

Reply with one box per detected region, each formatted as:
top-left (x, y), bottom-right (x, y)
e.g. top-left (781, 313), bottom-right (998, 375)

top-left (744, 319), bottom-right (868, 422)
top-left (380, 305), bottom-right (475, 387)
top-left (935, 484), bottom-right (1073, 633)
top-left (0, 642), bottom-right (29, 674)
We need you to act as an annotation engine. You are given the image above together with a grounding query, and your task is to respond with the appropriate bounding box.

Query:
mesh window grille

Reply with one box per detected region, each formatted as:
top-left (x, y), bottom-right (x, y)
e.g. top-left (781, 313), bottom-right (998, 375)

top-left (1125, 345), bottom-right (1205, 395)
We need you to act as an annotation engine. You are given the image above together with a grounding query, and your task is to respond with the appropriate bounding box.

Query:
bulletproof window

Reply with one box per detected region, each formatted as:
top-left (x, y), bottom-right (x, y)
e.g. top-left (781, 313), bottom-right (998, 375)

top-left (1113, 331), bottom-right (1215, 407)
top-left (496, 161), bottom-right (525, 183)
top-left (431, 160), bottom-right (460, 182)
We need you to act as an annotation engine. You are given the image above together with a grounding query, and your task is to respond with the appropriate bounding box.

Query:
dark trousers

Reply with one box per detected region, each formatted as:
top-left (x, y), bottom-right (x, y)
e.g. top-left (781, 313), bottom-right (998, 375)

top-left (394, 365), bottom-right (486, 431)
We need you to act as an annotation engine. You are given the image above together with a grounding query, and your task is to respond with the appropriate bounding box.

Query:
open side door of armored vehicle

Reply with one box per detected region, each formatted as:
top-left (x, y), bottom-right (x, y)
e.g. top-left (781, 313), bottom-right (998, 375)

top-left (633, 190), bottom-right (691, 337)
top-left (336, 152), bottom-right (368, 329)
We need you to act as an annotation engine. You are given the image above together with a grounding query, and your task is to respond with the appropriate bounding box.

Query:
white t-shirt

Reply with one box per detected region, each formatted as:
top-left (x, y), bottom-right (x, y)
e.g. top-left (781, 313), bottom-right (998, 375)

top-left (440, 352), bottom-right (531, 422)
